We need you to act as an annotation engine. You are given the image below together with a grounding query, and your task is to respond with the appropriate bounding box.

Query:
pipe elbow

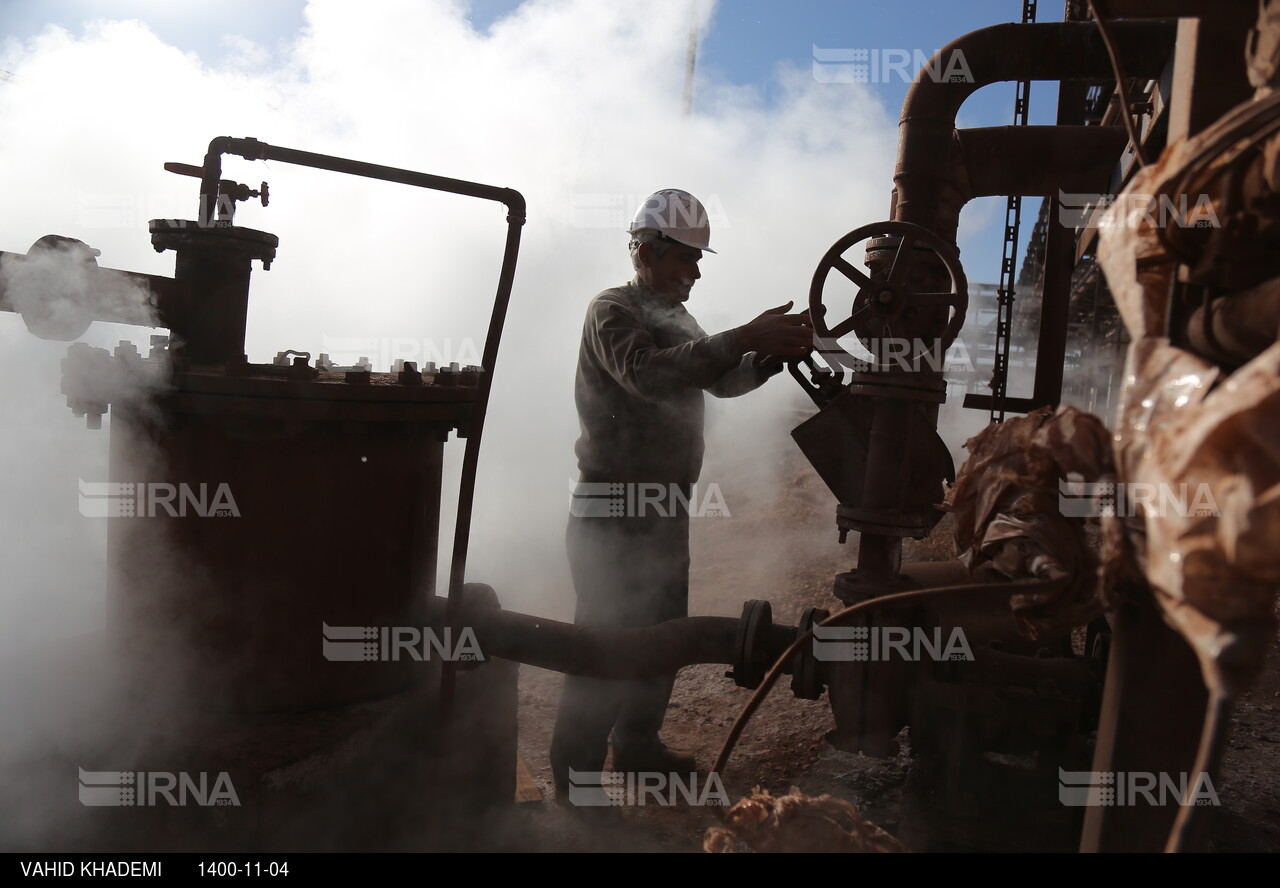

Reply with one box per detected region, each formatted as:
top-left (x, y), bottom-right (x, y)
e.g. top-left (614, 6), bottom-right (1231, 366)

top-left (502, 188), bottom-right (527, 224)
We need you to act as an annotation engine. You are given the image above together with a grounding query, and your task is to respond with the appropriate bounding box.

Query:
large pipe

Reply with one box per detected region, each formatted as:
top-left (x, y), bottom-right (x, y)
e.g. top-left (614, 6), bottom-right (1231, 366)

top-left (956, 125), bottom-right (1130, 199)
top-left (1104, 0), bottom-right (1242, 14)
top-left (472, 610), bottom-right (743, 679)
top-left (901, 125), bottom-right (1131, 273)
top-left (429, 590), bottom-right (801, 681)
top-left (0, 250), bottom-right (178, 337)
top-left (894, 20), bottom-right (1177, 238)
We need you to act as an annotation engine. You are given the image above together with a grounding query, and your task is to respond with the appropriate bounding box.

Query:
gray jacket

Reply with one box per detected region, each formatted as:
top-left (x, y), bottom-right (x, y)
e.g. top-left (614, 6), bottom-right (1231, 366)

top-left (574, 276), bottom-right (780, 485)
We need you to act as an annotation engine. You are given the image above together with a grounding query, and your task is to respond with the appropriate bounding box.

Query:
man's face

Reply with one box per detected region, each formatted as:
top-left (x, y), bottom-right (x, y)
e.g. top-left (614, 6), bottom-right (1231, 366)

top-left (642, 242), bottom-right (703, 302)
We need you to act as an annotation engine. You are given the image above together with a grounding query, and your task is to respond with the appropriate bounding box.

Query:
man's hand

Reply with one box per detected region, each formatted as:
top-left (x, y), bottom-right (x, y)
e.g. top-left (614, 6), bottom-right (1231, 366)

top-left (734, 301), bottom-right (813, 358)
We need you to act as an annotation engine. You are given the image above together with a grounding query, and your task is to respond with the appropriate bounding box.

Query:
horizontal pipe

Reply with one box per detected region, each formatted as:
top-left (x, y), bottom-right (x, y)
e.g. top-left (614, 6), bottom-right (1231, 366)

top-left (429, 590), bottom-right (799, 681)
top-left (894, 21), bottom-right (1176, 230)
top-left (471, 609), bottom-right (742, 679)
top-left (207, 137), bottom-right (526, 219)
top-left (899, 21), bottom-right (1175, 133)
top-left (1102, 0), bottom-right (1249, 16)
top-left (957, 126), bottom-right (1130, 198)
top-left (0, 250), bottom-right (177, 332)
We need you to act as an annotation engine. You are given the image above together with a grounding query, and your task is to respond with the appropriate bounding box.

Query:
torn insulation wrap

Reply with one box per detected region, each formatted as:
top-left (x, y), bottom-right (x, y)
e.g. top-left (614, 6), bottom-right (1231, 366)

top-left (943, 405), bottom-right (1115, 640)
top-left (1098, 113), bottom-right (1280, 696)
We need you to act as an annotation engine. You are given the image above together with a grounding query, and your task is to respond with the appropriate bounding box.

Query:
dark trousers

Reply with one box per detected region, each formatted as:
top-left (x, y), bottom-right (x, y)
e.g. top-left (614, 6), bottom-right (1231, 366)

top-left (551, 496), bottom-right (690, 785)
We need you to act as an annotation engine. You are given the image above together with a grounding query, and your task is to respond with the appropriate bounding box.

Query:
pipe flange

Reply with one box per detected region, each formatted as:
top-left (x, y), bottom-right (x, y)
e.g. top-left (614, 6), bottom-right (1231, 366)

top-left (149, 220), bottom-right (279, 269)
top-left (12, 236), bottom-right (101, 341)
top-left (790, 606), bottom-right (830, 700)
top-left (731, 599), bottom-right (773, 689)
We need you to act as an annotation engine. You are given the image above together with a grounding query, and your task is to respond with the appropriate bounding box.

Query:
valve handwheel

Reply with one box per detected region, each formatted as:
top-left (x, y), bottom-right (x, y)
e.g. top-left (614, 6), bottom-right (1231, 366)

top-left (809, 220), bottom-right (968, 371)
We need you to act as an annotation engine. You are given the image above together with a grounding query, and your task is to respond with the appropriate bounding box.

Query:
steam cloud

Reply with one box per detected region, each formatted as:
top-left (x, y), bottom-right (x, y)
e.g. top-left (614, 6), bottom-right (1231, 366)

top-left (0, 0), bottom-right (900, 628)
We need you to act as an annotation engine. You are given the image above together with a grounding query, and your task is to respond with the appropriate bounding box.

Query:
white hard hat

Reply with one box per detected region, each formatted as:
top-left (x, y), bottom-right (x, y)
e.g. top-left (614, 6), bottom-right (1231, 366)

top-left (628, 188), bottom-right (717, 253)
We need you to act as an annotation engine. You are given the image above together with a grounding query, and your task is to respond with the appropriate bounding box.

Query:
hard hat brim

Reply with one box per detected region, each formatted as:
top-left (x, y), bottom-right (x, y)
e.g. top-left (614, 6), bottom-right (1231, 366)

top-left (633, 230), bottom-right (715, 254)
top-left (664, 234), bottom-right (716, 254)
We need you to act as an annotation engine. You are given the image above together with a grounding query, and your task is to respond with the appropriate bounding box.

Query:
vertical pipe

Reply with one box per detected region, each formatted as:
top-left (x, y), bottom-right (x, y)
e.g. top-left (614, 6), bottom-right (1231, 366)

top-left (1030, 78), bottom-right (1089, 408)
top-left (441, 210), bottom-right (525, 713)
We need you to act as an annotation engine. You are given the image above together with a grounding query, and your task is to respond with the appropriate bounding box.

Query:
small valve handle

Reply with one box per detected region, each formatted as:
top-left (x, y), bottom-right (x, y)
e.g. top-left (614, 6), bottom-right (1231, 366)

top-left (788, 355), bottom-right (845, 409)
top-left (163, 162), bottom-right (269, 207)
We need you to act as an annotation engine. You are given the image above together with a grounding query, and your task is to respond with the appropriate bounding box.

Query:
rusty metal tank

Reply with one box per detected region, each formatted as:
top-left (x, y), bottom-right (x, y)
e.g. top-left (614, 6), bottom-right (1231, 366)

top-left (105, 358), bottom-right (477, 712)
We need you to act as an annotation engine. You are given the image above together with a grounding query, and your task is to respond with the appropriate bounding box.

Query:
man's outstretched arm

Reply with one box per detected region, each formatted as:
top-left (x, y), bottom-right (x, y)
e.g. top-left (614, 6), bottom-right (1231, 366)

top-left (707, 302), bottom-right (812, 398)
top-left (583, 295), bottom-right (746, 399)
top-left (584, 296), bottom-right (812, 399)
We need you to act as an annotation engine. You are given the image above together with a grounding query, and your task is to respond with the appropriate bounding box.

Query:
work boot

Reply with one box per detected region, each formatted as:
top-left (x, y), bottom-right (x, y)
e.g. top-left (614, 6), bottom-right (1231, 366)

top-left (611, 742), bottom-right (697, 775)
top-left (552, 770), bottom-right (624, 826)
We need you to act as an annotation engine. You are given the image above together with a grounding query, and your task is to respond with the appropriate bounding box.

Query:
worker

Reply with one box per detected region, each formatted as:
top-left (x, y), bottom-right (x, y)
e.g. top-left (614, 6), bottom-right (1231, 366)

top-left (551, 188), bottom-right (813, 803)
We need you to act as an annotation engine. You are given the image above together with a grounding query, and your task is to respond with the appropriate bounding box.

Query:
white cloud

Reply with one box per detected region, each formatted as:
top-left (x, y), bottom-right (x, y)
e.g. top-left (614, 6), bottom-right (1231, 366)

top-left (0, 0), bottom-right (896, 634)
